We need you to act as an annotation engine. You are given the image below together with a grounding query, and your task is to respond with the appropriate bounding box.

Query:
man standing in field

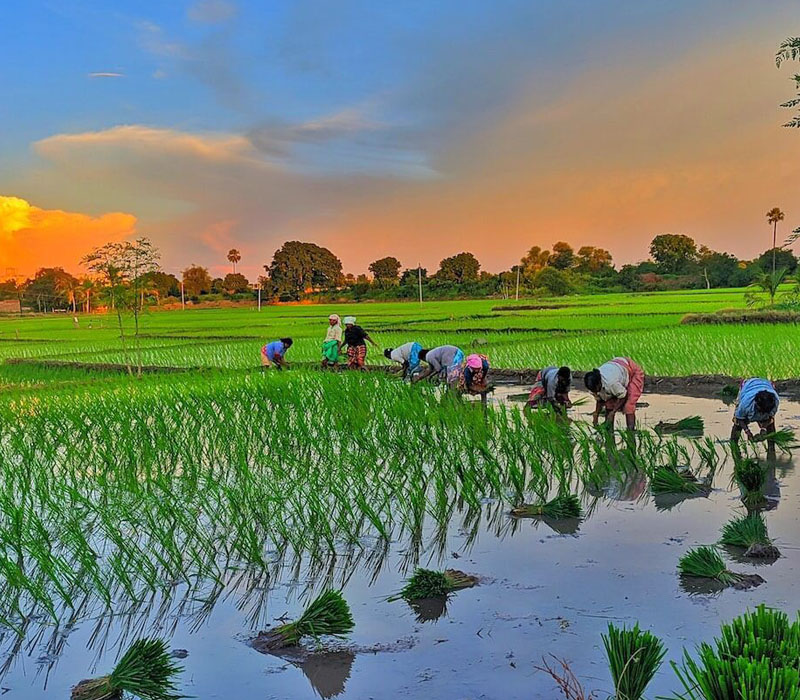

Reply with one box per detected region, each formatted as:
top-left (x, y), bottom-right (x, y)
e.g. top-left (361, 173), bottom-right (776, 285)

top-left (526, 366), bottom-right (573, 413)
top-left (261, 337), bottom-right (293, 370)
top-left (342, 317), bottom-right (378, 370)
top-left (414, 345), bottom-right (464, 386)
top-left (384, 342), bottom-right (423, 379)
top-left (584, 357), bottom-right (645, 430)
top-left (730, 378), bottom-right (779, 442)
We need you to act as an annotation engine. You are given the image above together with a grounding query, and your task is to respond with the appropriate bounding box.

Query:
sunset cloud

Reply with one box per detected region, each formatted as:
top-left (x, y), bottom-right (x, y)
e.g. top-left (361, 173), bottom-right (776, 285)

top-left (0, 196), bottom-right (136, 278)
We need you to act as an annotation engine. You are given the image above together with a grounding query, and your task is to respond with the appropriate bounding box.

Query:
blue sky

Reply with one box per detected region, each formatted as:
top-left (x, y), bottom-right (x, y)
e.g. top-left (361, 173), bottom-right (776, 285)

top-left (1, 1), bottom-right (798, 277)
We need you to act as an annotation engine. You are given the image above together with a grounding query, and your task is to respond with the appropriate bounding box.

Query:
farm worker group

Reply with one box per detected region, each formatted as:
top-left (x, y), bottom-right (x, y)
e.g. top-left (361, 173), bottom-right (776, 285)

top-left (263, 316), bottom-right (782, 438)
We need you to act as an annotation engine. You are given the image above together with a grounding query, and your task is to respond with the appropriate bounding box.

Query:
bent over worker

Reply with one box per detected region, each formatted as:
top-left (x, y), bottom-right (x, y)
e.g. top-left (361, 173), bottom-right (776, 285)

top-left (261, 337), bottom-right (293, 370)
top-left (584, 357), bottom-right (644, 430)
top-left (414, 345), bottom-right (464, 386)
top-left (731, 378), bottom-right (779, 443)
top-left (527, 366), bottom-right (572, 413)
top-left (384, 342), bottom-right (423, 379)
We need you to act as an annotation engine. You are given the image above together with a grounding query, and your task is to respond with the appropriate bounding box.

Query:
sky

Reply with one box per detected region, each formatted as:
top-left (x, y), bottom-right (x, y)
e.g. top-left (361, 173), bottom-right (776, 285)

top-left (1, 0), bottom-right (798, 281)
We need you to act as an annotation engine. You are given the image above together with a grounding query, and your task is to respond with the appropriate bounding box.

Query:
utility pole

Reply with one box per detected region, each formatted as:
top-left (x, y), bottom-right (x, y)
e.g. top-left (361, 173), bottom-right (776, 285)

top-left (515, 265), bottom-right (520, 301)
top-left (418, 263), bottom-right (423, 303)
top-left (180, 280), bottom-right (185, 310)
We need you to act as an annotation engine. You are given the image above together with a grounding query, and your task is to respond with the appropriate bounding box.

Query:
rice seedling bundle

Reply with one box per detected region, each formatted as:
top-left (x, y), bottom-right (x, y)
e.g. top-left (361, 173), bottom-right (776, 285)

top-left (677, 547), bottom-right (743, 587)
top-left (671, 605), bottom-right (800, 700)
top-left (71, 638), bottom-right (183, 700)
top-left (511, 493), bottom-right (582, 519)
top-left (733, 458), bottom-right (766, 507)
top-left (650, 467), bottom-right (700, 495)
top-left (719, 513), bottom-right (769, 548)
top-left (601, 623), bottom-right (665, 700)
top-left (759, 428), bottom-right (798, 451)
top-left (254, 590), bottom-right (354, 650)
top-left (655, 416), bottom-right (704, 435)
top-left (389, 568), bottom-right (478, 602)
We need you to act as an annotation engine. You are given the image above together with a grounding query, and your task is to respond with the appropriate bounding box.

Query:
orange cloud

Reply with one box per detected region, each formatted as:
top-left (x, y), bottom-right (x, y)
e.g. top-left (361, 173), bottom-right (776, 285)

top-left (0, 196), bottom-right (137, 278)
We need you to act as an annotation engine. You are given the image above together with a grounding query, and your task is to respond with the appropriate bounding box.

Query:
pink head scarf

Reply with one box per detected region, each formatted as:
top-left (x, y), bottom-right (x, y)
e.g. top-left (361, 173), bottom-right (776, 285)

top-left (466, 354), bottom-right (484, 369)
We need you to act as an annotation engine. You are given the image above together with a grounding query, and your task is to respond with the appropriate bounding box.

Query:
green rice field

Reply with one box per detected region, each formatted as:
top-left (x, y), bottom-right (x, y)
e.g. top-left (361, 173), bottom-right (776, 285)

top-left (0, 288), bottom-right (798, 698)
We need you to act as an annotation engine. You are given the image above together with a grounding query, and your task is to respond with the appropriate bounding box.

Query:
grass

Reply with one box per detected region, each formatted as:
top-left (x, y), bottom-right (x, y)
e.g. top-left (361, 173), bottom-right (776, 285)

top-left (602, 623), bottom-right (665, 700)
top-left (389, 568), bottom-right (478, 602)
top-left (71, 638), bottom-right (183, 700)
top-left (677, 547), bottom-right (742, 586)
top-left (719, 513), bottom-right (771, 548)
top-left (650, 467), bottom-right (701, 495)
top-left (255, 590), bottom-right (354, 650)
top-left (511, 493), bottom-right (583, 519)
top-left (671, 605), bottom-right (800, 700)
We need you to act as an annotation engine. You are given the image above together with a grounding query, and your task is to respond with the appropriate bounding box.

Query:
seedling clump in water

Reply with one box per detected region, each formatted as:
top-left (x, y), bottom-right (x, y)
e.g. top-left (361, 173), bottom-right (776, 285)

top-left (602, 622), bottom-right (665, 700)
top-left (71, 638), bottom-right (183, 700)
top-left (678, 546), bottom-right (764, 590)
top-left (720, 513), bottom-right (780, 559)
top-left (390, 568), bottom-right (478, 602)
top-left (650, 466), bottom-right (704, 495)
top-left (733, 458), bottom-right (767, 508)
top-left (511, 493), bottom-right (582, 519)
top-left (655, 416), bottom-right (704, 435)
top-left (253, 590), bottom-right (354, 651)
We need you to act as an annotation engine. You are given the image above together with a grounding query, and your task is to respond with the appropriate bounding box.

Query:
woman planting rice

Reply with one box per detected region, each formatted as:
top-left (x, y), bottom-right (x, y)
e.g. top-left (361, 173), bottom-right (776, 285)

top-left (261, 337), bottom-right (293, 370)
top-left (414, 345), bottom-right (465, 386)
top-left (460, 353), bottom-right (490, 394)
top-left (342, 317), bottom-right (378, 370)
top-left (584, 357), bottom-right (645, 430)
top-left (526, 366), bottom-right (572, 413)
top-left (384, 341), bottom-right (423, 379)
top-left (730, 377), bottom-right (779, 443)
top-left (321, 314), bottom-right (343, 368)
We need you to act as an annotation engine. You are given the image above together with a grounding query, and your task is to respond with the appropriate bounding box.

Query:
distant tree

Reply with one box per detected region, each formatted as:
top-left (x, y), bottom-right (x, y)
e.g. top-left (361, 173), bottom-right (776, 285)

top-left (776, 38), bottom-right (800, 128)
top-left (223, 272), bottom-right (250, 294)
top-left (520, 246), bottom-right (550, 282)
top-left (267, 241), bottom-right (344, 299)
top-left (400, 267), bottom-right (427, 285)
top-left (227, 248), bottom-right (242, 273)
top-left (141, 271), bottom-right (180, 301)
top-left (575, 246), bottom-right (613, 273)
top-left (369, 256), bottom-right (402, 287)
top-left (766, 207), bottom-right (786, 275)
top-left (757, 246), bottom-right (797, 275)
top-left (746, 268), bottom-right (790, 308)
top-left (182, 265), bottom-right (213, 296)
top-left (211, 277), bottom-right (225, 294)
top-left (25, 268), bottom-right (77, 312)
top-left (53, 269), bottom-right (82, 312)
top-left (535, 267), bottom-right (573, 296)
top-left (697, 246), bottom-right (742, 288)
top-left (82, 238), bottom-right (161, 375)
top-left (618, 264), bottom-right (642, 291)
top-left (356, 273), bottom-right (370, 285)
top-left (649, 234), bottom-right (698, 274)
top-left (437, 252), bottom-right (480, 283)
top-left (548, 241), bottom-right (575, 270)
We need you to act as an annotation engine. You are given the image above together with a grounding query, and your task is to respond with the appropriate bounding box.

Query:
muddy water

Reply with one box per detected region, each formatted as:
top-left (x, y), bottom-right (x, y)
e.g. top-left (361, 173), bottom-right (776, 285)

top-left (7, 391), bottom-right (800, 699)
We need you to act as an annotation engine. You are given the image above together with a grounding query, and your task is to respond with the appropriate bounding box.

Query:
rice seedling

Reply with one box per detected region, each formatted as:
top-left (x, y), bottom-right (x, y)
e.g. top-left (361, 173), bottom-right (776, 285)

top-left (511, 493), bottom-right (582, 519)
top-left (389, 568), bottom-right (478, 602)
top-left (732, 457), bottom-right (767, 508)
top-left (677, 546), bottom-right (762, 589)
top-left (253, 590), bottom-right (354, 650)
top-left (654, 416), bottom-right (704, 435)
top-left (671, 605), bottom-right (800, 699)
top-left (719, 513), bottom-right (780, 559)
top-left (650, 467), bottom-right (701, 495)
top-left (71, 638), bottom-right (183, 700)
top-left (601, 622), bottom-right (665, 700)
top-left (758, 427), bottom-right (798, 452)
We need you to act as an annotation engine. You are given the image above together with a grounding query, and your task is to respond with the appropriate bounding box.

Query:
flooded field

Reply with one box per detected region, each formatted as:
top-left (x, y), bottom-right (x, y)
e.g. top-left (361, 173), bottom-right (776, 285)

top-left (2, 376), bottom-right (797, 700)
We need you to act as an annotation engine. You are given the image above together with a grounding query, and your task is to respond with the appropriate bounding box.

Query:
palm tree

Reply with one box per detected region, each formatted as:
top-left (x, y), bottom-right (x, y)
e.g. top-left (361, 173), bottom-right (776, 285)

top-left (746, 268), bottom-right (790, 308)
top-left (227, 249), bottom-right (241, 274)
top-left (766, 207), bottom-right (785, 275)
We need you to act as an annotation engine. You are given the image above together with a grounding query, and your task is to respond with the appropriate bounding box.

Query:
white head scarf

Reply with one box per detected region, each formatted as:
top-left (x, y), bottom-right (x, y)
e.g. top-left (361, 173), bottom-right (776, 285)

top-left (329, 314), bottom-right (340, 323)
top-left (343, 316), bottom-right (356, 325)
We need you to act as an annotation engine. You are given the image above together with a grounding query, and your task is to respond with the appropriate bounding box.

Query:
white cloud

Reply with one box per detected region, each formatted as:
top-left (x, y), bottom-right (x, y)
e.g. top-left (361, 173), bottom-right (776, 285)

top-left (88, 72), bottom-right (124, 78)
top-left (187, 0), bottom-right (237, 24)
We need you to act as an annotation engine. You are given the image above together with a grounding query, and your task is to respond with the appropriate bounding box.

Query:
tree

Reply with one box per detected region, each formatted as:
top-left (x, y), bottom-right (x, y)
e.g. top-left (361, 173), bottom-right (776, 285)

top-left (141, 271), bottom-right (180, 300)
top-left (182, 265), bottom-right (212, 296)
top-left (436, 252), bottom-right (480, 283)
top-left (776, 37), bottom-right (800, 128)
top-left (368, 257), bottom-right (402, 287)
top-left (223, 272), bottom-right (250, 294)
top-left (746, 268), bottom-right (790, 308)
top-left (400, 267), bottom-right (427, 285)
top-left (649, 234), bottom-right (698, 274)
top-left (535, 267), bottom-right (573, 296)
top-left (575, 246), bottom-right (613, 273)
top-left (227, 248), bottom-right (241, 273)
top-left (698, 247), bottom-right (742, 288)
top-left (267, 241), bottom-right (344, 299)
top-left (549, 242), bottom-right (575, 270)
top-left (766, 208), bottom-right (785, 275)
top-left (82, 238), bottom-right (161, 375)
top-left (25, 268), bottom-right (78, 312)
top-left (520, 246), bottom-right (550, 282)
top-left (757, 247), bottom-right (797, 275)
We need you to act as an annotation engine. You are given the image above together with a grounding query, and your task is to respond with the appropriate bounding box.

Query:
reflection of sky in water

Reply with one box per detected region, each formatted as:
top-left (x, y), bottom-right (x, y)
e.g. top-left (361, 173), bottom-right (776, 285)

top-left (5, 390), bottom-right (800, 699)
